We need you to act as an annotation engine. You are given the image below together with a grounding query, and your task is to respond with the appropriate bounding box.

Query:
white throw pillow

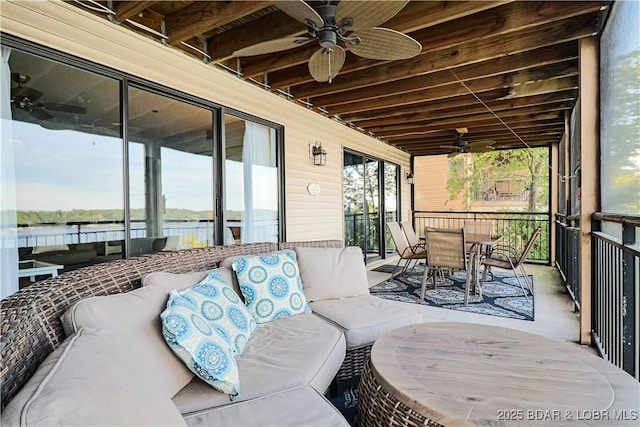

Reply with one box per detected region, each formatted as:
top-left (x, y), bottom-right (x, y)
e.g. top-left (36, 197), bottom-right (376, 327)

top-left (232, 250), bottom-right (311, 323)
top-left (295, 246), bottom-right (370, 302)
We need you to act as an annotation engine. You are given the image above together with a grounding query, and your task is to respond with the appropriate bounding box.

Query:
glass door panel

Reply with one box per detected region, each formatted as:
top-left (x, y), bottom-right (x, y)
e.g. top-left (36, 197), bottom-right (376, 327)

top-left (364, 157), bottom-right (381, 262)
top-left (343, 152), bottom-right (365, 249)
top-left (223, 114), bottom-right (279, 244)
top-left (384, 162), bottom-right (399, 254)
top-left (128, 87), bottom-right (214, 255)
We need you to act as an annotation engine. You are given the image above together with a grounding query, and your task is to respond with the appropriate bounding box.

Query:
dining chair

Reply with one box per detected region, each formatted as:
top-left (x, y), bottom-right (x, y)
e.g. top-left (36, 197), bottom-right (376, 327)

top-left (421, 227), bottom-right (474, 306)
top-left (400, 221), bottom-right (423, 247)
top-left (387, 222), bottom-right (427, 277)
top-left (479, 227), bottom-right (542, 301)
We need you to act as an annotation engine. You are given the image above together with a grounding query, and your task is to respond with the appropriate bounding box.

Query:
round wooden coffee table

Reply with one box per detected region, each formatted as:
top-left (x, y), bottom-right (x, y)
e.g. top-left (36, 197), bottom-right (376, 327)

top-left (359, 322), bottom-right (639, 426)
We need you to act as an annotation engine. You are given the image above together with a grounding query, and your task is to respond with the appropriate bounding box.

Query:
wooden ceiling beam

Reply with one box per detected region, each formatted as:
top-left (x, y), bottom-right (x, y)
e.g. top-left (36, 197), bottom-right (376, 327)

top-left (317, 58), bottom-right (577, 112)
top-left (307, 43), bottom-right (577, 106)
top-left (165, 1), bottom-right (270, 46)
top-left (266, 9), bottom-right (598, 90)
top-left (373, 112), bottom-right (565, 137)
top-left (327, 73), bottom-right (578, 116)
top-left (383, 119), bottom-right (566, 141)
top-left (367, 102), bottom-right (572, 134)
top-left (355, 89), bottom-right (577, 128)
top-left (114, 1), bottom-right (157, 22)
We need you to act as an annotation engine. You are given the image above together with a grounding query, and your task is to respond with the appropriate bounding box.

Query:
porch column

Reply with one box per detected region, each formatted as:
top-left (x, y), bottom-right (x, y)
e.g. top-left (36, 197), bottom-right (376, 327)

top-left (578, 36), bottom-right (599, 345)
top-left (550, 143), bottom-right (558, 265)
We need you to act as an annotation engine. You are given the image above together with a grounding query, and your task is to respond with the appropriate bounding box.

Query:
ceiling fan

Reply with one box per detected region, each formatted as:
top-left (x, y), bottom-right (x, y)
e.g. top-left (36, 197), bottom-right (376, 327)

top-left (232, 0), bottom-right (422, 83)
top-left (10, 73), bottom-right (86, 120)
top-left (440, 128), bottom-right (496, 158)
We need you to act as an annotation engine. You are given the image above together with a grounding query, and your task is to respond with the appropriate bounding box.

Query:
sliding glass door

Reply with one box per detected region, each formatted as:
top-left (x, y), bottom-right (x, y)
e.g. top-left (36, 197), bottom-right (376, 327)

top-left (344, 150), bottom-right (399, 263)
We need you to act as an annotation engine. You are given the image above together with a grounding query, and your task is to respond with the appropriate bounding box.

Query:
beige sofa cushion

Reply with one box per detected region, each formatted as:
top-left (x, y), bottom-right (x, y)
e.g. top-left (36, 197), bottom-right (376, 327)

top-left (183, 386), bottom-right (348, 426)
top-left (142, 270), bottom-right (211, 288)
top-left (295, 246), bottom-right (370, 302)
top-left (62, 275), bottom-right (201, 398)
top-left (310, 295), bottom-right (423, 349)
top-left (172, 313), bottom-right (345, 415)
top-left (1, 328), bottom-right (186, 427)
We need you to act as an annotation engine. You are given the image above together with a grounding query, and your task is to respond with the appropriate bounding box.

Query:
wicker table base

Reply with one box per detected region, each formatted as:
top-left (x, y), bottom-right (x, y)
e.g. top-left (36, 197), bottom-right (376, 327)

top-left (359, 360), bottom-right (443, 427)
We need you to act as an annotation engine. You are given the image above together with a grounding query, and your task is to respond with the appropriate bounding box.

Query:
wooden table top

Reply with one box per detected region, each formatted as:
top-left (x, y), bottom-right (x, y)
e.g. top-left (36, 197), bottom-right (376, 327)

top-left (370, 322), bottom-right (639, 426)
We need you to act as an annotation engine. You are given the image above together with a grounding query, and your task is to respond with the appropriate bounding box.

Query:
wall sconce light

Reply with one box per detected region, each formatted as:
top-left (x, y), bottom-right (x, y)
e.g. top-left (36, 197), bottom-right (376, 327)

top-left (405, 171), bottom-right (415, 184)
top-left (310, 141), bottom-right (327, 166)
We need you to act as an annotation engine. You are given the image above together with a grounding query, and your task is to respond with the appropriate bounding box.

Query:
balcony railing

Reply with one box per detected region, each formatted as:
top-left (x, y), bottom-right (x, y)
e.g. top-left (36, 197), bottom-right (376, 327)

top-left (555, 213), bottom-right (581, 309)
top-left (412, 210), bottom-right (550, 263)
top-left (591, 212), bottom-right (639, 380)
top-left (17, 220), bottom-right (216, 249)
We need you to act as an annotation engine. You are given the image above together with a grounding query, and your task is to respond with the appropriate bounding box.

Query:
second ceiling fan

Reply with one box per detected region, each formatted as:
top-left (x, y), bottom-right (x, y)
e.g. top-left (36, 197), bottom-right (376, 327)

top-left (232, 0), bottom-right (422, 83)
top-left (440, 128), bottom-right (496, 158)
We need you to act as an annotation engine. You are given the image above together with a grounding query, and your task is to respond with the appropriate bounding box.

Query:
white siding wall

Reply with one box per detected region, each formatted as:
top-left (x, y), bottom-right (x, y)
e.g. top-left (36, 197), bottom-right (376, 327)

top-left (1, 1), bottom-right (411, 242)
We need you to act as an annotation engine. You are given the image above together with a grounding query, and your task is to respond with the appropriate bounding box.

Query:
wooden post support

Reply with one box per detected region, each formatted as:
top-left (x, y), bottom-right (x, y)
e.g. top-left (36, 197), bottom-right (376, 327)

top-left (550, 143), bottom-right (558, 266)
top-left (578, 36), bottom-right (599, 345)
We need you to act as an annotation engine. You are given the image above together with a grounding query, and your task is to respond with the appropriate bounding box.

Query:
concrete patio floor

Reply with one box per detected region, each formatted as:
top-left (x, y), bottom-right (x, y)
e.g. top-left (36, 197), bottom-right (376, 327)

top-left (367, 260), bottom-right (588, 350)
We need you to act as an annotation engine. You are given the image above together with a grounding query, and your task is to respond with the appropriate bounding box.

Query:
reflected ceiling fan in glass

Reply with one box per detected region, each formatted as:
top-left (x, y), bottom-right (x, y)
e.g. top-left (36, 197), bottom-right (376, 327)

top-left (10, 73), bottom-right (86, 121)
top-left (232, 0), bottom-right (421, 83)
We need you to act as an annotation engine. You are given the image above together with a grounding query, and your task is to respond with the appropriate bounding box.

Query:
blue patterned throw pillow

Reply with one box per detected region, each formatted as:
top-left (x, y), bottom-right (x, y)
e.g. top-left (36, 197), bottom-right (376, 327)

top-left (232, 250), bottom-right (311, 323)
top-left (161, 295), bottom-right (240, 398)
top-left (178, 269), bottom-right (258, 357)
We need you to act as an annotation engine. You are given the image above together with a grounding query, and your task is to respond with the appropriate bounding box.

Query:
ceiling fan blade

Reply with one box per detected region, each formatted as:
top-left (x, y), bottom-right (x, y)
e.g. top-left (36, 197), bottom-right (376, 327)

top-left (439, 145), bottom-right (461, 151)
top-left (11, 87), bottom-right (43, 102)
top-left (30, 108), bottom-right (53, 121)
top-left (308, 46), bottom-right (346, 83)
top-left (233, 37), bottom-right (312, 57)
top-left (39, 102), bottom-right (87, 115)
top-left (336, 0), bottom-right (408, 31)
top-left (349, 28), bottom-right (422, 60)
top-left (467, 140), bottom-right (496, 147)
top-left (447, 151), bottom-right (461, 158)
top-left (274, 0), bottom-right (323, 28)
top-left (467, 145), bottom-right (496, 153)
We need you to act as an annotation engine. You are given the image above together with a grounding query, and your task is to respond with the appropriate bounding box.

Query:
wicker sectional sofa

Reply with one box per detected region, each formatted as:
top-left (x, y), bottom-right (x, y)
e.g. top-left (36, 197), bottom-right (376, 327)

top-left (1, 240), bottom-right (422, 426)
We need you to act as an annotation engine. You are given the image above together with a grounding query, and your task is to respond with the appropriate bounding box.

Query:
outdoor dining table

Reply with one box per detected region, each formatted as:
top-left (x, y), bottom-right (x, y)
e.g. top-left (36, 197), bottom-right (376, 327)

top-left (358, 322), bottom-right (640, 427)
top-left (465, 233), bottom-right (502, 293)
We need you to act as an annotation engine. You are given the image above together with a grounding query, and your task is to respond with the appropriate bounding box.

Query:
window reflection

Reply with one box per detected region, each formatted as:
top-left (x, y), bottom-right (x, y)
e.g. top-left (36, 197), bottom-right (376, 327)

top-left (7, 50), bottom-right (123, 287)
top-left (128, 87), bottom-right (214, 255)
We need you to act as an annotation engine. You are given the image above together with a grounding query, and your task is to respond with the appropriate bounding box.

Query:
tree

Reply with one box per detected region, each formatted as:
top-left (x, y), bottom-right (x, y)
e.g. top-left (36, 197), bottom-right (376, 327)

top-left (445, 147), bottom-right (550, 213)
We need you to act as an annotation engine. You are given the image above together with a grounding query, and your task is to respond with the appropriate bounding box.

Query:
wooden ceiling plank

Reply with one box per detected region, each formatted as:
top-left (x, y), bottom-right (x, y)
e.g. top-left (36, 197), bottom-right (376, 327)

top-left (166, 1), bottom-right (270, 46)
top-left (303, 42), bottom-right (577, 105)
top-left (266, 9), bottom-right (598, 90)
top-left (385, 122), bottom-right (565, 142)
top-left (356, 89), bottom-right (577, 128)
top-left (374, 112), bottom-right (565, 137)
top-left (367, 102), bottom-right (572, 134)
top-left (114, 1), bottom-right (157, 22)
top-left (328, 73), bottom-right (578, 117)
top-left (392, 127), bottom-right (565, 145)
top-left (316, 55), bottom-right (577, 110)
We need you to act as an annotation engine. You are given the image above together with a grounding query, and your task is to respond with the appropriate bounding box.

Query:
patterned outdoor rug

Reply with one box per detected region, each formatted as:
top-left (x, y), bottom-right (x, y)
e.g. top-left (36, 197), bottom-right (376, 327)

top-left (370, 264), bottom-right (534, 321)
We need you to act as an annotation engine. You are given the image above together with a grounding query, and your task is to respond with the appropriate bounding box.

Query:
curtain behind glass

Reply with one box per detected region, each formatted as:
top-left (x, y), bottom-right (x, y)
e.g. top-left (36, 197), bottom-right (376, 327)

top-left (241, 122), bottom-right (277, 243)
top-left (1, 46), bottom-right (18, 298)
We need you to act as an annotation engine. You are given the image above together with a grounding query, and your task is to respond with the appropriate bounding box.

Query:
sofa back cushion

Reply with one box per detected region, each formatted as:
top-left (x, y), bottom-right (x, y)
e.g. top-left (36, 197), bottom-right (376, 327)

top-left (295, 246), bottom-right (370, 302)
top-left (62, 276), bottom-right (201, 398)
top-left (0, 328), bottom-right (186, 426)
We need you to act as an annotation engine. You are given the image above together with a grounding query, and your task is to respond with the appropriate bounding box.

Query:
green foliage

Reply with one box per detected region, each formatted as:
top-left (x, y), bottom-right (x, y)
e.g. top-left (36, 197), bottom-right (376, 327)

top-left (445, 147), bottom-right (550, 212)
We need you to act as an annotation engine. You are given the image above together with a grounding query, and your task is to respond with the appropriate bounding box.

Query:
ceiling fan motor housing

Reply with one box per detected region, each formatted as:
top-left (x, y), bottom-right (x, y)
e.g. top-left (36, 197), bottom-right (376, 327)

top-left (316, 5), bottom-right (338, 49)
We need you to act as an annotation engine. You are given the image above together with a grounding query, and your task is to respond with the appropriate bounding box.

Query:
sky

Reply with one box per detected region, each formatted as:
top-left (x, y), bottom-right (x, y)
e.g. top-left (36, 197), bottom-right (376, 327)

top-left (9, 121), bottom-right (278, 213)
